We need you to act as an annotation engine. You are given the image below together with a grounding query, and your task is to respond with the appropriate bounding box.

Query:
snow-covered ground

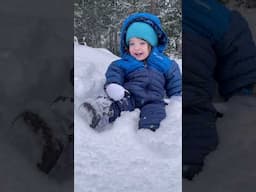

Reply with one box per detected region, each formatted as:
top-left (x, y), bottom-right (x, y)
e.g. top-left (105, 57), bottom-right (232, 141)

top-left (74, 42), bottom-right (182, 192)
top-left (0, 10), bottom-right (73, 191)
top-left (183, 96), bottom-right (256, 192)
top-left (0, 50), bottom-right (73, 192)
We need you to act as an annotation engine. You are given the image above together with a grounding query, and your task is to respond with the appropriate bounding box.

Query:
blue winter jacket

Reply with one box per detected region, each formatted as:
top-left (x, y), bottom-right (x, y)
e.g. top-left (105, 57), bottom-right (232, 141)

top-left (183, 0), bottom-right (256, 166)
top-left (105, 13), bottom-right (182, 106)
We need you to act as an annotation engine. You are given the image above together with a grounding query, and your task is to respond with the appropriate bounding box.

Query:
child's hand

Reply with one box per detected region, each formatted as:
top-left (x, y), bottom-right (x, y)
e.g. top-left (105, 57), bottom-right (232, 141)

top-left (105, 83), bottom-right (128, 101)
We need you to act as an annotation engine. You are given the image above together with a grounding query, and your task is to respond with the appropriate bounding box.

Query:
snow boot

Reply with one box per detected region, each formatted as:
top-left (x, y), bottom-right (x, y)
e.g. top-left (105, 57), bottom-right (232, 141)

top-left (37, 139), bottom-right (63, 174)
top-left (15, 111), bottom-right (64, 174)
top-left (79, 96), bottom-right (114, 131)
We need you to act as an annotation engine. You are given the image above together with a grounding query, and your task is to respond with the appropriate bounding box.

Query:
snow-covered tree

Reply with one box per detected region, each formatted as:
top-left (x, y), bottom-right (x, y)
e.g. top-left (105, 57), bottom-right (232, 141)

top-left (74, 0), bottom-right (181, 57)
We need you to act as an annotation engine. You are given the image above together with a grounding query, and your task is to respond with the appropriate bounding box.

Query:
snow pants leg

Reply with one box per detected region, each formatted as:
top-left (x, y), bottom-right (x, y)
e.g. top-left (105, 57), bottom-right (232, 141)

top-left (109, 94), bottom-right (136, 123)
top-left (109, 96), bottom-right (166, 131)
top-left (138, 101), bottom-right (166, 131)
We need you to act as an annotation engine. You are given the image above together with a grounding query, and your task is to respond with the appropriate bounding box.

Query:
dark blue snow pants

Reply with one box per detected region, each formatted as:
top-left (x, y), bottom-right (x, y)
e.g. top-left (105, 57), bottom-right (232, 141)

top-left (109, 94), bottom-right (166, 131)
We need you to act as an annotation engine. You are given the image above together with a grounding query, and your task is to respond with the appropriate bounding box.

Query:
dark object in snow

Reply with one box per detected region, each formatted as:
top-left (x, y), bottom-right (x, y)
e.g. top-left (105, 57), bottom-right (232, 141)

top-left (51, 96), bottom-right (74, 105)
top-left (12, 111), bottom-right (64, 174)
top-left (37, 139), bottom-right (63, 174)
top-left (81, 102), bottom-right (101, 129)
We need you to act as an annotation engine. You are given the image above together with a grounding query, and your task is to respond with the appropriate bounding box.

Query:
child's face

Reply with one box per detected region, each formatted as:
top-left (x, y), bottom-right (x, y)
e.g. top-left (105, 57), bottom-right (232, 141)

top-left (128, 38), bottom-right (151, 61)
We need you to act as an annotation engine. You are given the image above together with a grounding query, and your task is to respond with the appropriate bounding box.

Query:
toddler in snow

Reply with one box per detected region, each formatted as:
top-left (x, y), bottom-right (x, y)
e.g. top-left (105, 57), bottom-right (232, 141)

top-left (80, 12), bottom-right (182, 131)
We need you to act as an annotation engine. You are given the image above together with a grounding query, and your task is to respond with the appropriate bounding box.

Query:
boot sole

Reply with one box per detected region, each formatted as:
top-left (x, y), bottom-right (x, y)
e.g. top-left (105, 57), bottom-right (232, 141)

top-left (82, 103), bottom-right (101, 129)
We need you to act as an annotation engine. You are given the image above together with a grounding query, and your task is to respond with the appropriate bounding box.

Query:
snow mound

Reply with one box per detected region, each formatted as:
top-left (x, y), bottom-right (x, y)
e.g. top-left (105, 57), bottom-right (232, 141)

top-left (74, 44), bottom-right (182, 192)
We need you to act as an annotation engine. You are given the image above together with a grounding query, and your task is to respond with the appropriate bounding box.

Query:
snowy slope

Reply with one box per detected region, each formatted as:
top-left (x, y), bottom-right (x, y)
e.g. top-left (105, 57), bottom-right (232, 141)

top-left (74, 43), bottom-right (182, 192)
top-left (0, 2), bottom-right (72, 190)
top-left (183, 96), bottom-right (256, 192)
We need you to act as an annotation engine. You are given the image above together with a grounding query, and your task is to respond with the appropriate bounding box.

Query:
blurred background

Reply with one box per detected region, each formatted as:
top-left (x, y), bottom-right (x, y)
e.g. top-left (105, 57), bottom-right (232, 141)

top-left (74, 0), bottom-right (182, 57)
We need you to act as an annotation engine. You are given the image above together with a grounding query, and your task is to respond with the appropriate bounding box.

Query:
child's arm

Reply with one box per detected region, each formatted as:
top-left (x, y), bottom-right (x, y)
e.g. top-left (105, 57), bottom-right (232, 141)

top-left (105, 61), bottom-right (125, 86)
top-left (105, 62), bottom-right (128, 101)
top-left (147, 47), bottom-right (182, 97)
top-left (214, 11), bottom-right (256, 99)
top-left (165, 60), bottom-right (182, 97)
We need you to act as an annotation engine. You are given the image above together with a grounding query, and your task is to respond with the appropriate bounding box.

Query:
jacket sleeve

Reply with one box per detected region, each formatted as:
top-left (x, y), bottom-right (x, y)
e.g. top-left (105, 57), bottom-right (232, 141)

top-left (214, 11), bottom-right (256, 99)
top-left (105, 61), bottom-right (125, 87)
top-left (165, 60), bottom-right (182, 97)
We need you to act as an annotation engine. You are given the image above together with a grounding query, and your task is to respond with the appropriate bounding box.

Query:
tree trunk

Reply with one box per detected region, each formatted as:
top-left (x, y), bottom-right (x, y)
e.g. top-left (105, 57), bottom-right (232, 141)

top-left (150, 0), bottom-right (159, 15)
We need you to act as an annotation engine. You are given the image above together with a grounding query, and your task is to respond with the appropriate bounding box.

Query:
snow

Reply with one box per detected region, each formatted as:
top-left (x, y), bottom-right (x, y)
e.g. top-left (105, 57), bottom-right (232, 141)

top-left (74, 43), bottom-right (182, 192)
top-left (183, 96), bottom-right (256, 192)
top-left (0, 12), bottom-right (73, 190)
top-left (0, 58), bottom-right (73, 191)
top-left (0, 64), bottom-right (73, 191)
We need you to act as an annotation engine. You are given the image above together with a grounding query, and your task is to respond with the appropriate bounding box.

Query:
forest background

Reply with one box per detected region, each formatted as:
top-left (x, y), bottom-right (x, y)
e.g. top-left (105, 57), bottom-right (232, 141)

top-left (74, 0), bottom-right (182, 57)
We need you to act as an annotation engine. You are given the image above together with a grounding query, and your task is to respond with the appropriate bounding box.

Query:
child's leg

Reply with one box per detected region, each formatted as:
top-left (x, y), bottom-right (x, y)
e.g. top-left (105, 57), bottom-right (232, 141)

top-left (79, 96), bottom-right (113, 130)
top-left (109, 93), bottom-right (136, 122)
top-left (138, 101), bottom-right (166, 131)
top-left (80, 94), bottom-right (136, 130)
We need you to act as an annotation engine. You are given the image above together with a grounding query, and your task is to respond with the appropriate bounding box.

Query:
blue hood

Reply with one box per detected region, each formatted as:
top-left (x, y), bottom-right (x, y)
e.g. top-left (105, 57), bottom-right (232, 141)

top-left (120, 13), bottom-right (168, 56)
